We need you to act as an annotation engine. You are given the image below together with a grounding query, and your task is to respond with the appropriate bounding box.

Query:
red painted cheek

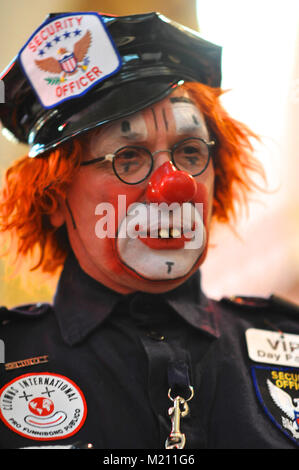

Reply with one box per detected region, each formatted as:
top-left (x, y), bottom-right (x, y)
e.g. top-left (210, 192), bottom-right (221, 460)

top-left (101, 186), bottom-right (146, 277)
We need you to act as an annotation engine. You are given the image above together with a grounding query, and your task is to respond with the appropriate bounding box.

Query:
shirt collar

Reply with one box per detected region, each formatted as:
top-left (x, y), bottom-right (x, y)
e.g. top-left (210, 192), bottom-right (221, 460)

top-left (53, 253), bottom-right (219, 346)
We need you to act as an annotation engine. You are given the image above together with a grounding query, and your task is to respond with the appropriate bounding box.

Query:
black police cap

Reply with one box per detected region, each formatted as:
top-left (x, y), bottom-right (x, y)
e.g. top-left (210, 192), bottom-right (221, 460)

top-left (0, 12), bottom-right (221, 157)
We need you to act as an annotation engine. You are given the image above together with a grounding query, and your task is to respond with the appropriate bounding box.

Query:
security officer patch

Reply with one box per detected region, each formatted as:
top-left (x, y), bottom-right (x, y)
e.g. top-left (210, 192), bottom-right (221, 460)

top-left (0, 373), bottom-right (87, 440)
top-left (252, 366), bottom-right (299, 446)
top-left (18, 12), bottom-right (121, 109)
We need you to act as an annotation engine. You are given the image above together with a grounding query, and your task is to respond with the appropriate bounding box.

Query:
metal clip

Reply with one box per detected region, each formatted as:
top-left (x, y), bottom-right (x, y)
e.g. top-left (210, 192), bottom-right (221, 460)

top-left (165, 386), bottom-right (194, 449)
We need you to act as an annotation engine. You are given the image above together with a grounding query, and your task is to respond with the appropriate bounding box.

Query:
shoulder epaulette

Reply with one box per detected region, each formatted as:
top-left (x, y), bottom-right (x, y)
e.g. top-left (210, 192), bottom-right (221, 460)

top-left (0, 303), bottom-right (52, 324)
top-left (269, 294), bottom-right (299, 316)
top-left (220, 295), bottom-right (270, 309)
top-left (220, 294), bottom-right (299, 316)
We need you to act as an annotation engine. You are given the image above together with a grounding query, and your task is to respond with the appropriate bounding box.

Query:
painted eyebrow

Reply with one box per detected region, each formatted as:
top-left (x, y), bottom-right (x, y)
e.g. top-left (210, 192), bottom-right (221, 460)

top-left (179, 115), bottom-right (202, 129)
top-left (169, 97), bottom-right (196, 104)
top-left (120, 119), bottom-right (146, 140)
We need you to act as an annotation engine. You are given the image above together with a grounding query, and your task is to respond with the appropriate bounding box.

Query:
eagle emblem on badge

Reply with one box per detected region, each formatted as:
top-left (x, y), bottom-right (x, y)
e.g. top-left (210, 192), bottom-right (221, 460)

top-left (35, 30), bottom-right (91, 82)
top-left (19, 12), bottom-right (121, 108)
top-left (251, 366), bottom-right (299, 446)
top-left (267, 379), bottom-right (299, 439)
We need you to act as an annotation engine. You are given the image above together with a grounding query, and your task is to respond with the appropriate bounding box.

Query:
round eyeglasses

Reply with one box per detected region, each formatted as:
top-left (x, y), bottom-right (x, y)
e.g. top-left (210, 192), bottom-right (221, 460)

top-left (80, 137), bottom-right (215, 185)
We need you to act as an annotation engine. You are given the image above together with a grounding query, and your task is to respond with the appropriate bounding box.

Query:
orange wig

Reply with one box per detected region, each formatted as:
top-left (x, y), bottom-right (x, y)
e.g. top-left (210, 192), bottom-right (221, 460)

top-left (0, 82), bottom-right (264, 275)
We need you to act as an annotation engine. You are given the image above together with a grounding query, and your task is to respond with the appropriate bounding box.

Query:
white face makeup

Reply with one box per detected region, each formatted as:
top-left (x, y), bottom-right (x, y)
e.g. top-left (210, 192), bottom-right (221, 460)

top-left (55, 88), bottom-right (215, 294)
top-left (112, 94), bottom-right (210, 281)
top-left (117, 201), bottom-right (206, 280)
top-left (170, 96), bottom-right (207, 135)
top-left (89, 110), bottom-right (149, 157)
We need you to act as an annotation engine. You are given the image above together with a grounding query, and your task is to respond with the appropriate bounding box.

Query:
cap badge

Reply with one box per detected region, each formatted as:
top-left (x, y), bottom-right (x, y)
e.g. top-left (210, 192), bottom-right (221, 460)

top-left (18, 12), bottom-right (121, 108)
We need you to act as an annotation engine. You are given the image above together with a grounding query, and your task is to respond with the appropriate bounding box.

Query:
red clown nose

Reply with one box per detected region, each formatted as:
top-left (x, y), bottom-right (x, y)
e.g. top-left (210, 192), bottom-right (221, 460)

top-left (146, 161), bottom-right (197, 203)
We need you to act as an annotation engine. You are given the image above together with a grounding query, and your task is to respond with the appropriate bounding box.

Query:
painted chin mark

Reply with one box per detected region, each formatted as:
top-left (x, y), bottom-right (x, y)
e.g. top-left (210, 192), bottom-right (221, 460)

top-left (115, 239), bottom-right (205, 283)
top-left (116, 232), bottom-right (206, 282)
top-left (166, 261), bottom-right (174, 274)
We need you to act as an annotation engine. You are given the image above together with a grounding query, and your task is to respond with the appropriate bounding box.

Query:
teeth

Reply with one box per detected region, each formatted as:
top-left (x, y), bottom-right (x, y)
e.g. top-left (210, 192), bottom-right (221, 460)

top-left (157, 228), bottom-right (182, 238)
top-left (159, 229), bottom-right (169, 238)
top-left (171, 228), bottom-right (181, 238)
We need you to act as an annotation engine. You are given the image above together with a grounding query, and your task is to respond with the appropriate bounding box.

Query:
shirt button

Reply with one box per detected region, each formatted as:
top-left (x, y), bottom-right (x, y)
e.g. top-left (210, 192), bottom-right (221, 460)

top-left (147, 330), bottom-right (165, 341)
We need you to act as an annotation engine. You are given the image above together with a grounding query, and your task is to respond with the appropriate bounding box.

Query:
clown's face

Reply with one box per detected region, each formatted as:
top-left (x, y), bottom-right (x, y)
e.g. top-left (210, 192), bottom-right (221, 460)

top-left (51, 87), bottom-right (215, 293)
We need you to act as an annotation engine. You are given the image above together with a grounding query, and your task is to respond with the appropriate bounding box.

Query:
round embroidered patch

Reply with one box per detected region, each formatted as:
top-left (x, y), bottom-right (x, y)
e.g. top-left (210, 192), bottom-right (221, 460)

top-left (0, 373), bottom-right (87, 440)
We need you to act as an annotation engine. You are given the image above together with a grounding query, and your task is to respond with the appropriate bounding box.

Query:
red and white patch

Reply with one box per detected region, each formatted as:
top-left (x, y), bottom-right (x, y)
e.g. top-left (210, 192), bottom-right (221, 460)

top-left (18, 12), bottom-right (121, 108)
top-left (0, 373), bottom-right (87, 441)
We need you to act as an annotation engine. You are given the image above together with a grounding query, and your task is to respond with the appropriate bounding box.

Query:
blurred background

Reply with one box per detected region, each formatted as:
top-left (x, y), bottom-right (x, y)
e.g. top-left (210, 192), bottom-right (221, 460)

top-left (0, 0), bottom-right (298, 307)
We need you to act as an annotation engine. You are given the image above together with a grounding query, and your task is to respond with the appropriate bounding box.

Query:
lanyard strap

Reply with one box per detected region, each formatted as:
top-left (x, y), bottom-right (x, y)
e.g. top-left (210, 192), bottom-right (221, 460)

top-left (166, 345), bottom-right (194, 449)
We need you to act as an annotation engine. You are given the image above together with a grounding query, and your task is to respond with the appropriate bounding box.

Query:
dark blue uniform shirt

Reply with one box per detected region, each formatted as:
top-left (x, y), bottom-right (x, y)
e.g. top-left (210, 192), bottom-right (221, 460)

top-left (0, 253), bottom-right (298, 449)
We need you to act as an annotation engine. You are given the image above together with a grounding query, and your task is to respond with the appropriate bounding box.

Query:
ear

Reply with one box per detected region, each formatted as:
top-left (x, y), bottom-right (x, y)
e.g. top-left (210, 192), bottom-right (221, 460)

top-left (50, 200), bottom-right (66, 228)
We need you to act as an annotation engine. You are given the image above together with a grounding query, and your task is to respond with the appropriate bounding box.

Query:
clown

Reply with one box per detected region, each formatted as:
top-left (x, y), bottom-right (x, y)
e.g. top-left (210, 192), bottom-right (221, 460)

top-left (0, 12), bottom-right (298, 450)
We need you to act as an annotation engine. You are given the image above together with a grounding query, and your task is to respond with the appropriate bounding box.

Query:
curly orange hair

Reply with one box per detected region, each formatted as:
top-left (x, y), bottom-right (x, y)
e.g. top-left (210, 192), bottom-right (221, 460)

top-left (0, 82), bottom-right (264, 275)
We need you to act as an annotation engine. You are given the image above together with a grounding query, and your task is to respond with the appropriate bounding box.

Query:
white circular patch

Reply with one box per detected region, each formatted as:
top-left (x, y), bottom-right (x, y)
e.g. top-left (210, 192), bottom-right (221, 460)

top-left (0, 373), bottom-right (87, 441)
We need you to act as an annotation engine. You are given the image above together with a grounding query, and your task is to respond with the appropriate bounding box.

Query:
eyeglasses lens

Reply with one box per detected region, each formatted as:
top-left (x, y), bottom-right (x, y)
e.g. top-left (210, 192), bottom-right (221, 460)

top-left (173, 139), bottom-right (209, 176)
top-left (113, 147), bottom-right (152, 184)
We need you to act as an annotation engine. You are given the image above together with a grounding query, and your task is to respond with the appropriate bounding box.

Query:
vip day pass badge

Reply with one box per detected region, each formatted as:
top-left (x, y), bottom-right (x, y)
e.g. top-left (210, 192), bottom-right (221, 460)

top-left (18, 12), bottom-right (121, 108)
top-left (0, 373), bottom-right (87, 440)
top-left (246, 328), bottom-right (299, 367)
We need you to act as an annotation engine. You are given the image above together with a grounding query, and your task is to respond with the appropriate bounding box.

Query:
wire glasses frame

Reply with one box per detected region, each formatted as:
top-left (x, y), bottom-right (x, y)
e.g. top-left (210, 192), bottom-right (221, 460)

top-left (80, 137), bottom-right (216, 185)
